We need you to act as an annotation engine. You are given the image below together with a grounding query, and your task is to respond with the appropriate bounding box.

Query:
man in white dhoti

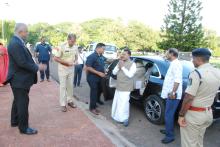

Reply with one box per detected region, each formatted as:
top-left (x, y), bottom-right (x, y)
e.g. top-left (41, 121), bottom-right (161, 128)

top-left (111, 48), bottom-right (136, 127)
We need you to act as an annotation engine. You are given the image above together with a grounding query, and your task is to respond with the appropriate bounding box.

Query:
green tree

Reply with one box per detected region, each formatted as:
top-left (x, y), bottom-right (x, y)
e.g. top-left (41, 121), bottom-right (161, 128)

top-left (217, 37), bottom-right (220, 56)
top-left (81, 18), bottom-right (114, 42)
top-left (203, 29), bottom-right (218, 50)
top-left (28, 23), bottom-right (51, 45)
top-left (203, 29), bottom-right (220, 56)
top-left (80, 18), bottom-right (125, 48)
top-left (28, 23), bottom-right (67, 46)
top-left (0, 20), bottom-right (15, 44)
top-left (159, 0), bottom-right (204, 51)
top-left (99, 19), bottom-right (127, 48)
top-left (126, 21), bottom-right (160, 51)
top-left (26, 18), bottom-right (161, 51)
top-left (80, 18), bottom-right (161, 50)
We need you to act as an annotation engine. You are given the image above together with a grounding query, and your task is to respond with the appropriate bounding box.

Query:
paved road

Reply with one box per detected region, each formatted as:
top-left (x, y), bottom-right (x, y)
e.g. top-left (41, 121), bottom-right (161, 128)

top-left (50, 61), bottom-right (220, 147)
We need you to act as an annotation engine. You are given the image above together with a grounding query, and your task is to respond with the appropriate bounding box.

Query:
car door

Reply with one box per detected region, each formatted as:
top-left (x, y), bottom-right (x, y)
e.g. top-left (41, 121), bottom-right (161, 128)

top-left (102, 59), bottom-right (119, 100)
top-left (212, 88), bottom-right (220, 119)
top-left (131, 58), bottom-right (158, 99)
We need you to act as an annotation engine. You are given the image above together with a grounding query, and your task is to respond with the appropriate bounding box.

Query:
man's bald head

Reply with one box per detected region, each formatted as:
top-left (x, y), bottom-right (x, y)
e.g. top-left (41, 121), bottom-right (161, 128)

top-left (14, 23), bottom-right (28, 40)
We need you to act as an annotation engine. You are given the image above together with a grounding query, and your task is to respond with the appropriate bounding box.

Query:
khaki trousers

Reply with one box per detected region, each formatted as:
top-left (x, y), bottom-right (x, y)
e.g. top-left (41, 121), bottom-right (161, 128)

top-left (58, 68), bottom-right (74, 106)
top-left (180, 110), bottom-right (213, 147)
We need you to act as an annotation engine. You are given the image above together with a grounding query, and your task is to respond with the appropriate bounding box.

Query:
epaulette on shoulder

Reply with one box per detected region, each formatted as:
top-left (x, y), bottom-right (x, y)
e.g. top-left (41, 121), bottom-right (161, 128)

top-left (188, 69), bottom-right (201, 79)
top-left (189, 69), bottom-right (202, 85)
top-left (194, 69), bottom-right (202, 79)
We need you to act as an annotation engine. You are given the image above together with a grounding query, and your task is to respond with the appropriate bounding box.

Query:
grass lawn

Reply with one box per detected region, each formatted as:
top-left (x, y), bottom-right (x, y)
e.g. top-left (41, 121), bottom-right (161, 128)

top-left (210, 58), bottom-right (220, 69)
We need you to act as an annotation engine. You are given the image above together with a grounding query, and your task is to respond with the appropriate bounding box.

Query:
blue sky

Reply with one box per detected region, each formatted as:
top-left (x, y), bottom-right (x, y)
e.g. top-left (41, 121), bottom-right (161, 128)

top-left (1, 0), bottom-right (220, 34)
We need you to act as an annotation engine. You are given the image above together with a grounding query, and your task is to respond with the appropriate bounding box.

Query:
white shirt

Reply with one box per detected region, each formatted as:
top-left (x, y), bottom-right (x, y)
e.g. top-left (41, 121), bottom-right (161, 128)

top-left (113, 62), bottom-right (136, 78)
top-left (77, 52), bottom-right (85, 65)
top-left (161, 59), bottom-right (183, 100)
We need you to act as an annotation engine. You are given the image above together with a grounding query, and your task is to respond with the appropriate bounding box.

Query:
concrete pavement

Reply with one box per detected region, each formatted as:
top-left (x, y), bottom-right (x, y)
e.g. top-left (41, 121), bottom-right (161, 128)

top-left (51, 67), bottom-right (220, 147)
top-left (0, 80), bottom-right (115, 147)
top-left (50, 60), bottom-right (220, 147)
top-left (71, 72), bottom-right (220, 147)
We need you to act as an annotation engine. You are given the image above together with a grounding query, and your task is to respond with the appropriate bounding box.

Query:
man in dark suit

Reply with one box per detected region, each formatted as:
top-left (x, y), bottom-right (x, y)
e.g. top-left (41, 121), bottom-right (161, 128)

top-left (6, 23), bottom-right (45, 135)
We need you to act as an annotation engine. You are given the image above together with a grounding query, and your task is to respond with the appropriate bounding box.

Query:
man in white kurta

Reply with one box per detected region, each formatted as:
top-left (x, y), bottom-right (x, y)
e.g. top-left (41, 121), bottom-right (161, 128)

top-left (160, 48), bottom-right (183, 144)
top-left (111, 49), bottom-right (136, 127)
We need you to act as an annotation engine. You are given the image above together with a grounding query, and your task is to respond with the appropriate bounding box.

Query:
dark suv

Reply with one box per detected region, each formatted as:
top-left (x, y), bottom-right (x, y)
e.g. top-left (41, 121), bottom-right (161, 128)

top-left (102, 56), bottom-right (220, 125)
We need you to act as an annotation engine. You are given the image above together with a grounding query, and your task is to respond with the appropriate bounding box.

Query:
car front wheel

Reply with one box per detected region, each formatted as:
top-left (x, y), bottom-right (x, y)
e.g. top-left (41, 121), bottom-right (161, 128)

top-left (144, 95), bottom-right (165, 125)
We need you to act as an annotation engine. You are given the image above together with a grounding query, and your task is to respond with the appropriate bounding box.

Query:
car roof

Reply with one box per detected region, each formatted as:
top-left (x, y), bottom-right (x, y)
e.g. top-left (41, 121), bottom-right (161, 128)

top-left (132, 55), bottom-right (192, 65)
top-left (35, 42), bottom-right (50, 46)
top-left (132, 55), bottom-right (194, 76)
top-left (89, 42), bottom-right (116, 47)
top-left (132, 55), bottom-right (168, 64)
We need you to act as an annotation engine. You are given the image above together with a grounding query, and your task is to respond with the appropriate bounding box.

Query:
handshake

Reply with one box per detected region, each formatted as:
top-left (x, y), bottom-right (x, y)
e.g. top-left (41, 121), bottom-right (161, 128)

top-left (38, 63), bottom-right (47, 71)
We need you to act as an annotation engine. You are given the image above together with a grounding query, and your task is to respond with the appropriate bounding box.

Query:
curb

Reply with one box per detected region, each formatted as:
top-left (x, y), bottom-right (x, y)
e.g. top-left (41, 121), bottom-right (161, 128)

top-left (52, 79), bottom-right (136, 147)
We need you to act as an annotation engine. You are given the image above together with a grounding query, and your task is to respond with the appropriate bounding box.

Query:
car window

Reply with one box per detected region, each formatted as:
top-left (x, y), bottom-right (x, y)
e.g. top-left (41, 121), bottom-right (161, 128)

top-left (105, 45), bottom-right (116, 52)
top-left (133, 58), bottom-right (159, 77)
top-left (151, 64), bottom-right (160, 77)
top-left (89, 45), bottom-right (94, 51)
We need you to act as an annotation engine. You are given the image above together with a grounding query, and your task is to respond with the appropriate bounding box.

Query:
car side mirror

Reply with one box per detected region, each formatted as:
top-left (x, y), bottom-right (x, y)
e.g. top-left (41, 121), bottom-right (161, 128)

top-left (161, 75), bottom-right (165, 80)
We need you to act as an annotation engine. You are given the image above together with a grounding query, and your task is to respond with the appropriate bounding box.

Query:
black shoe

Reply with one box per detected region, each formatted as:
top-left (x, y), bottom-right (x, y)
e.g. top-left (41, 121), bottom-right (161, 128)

top-left (123, 120), bottom-right (129, 127)
top-left (20, 127), bottom-right (38, 135)
top-left (11, 123), bottom-right (18, 127)
top-left (160, 129), bottom-right (166, 135)
top-left (161, 138), bottom-right (174, 144)
top-left (112, 119), bottom-right (123, 124)
top-left (68, 102), bottom-right (77, 108)
top-left (97, 101), bottom-right (104, 105)
top-left (90, 109), bottom-right (99, 115)
top-left (61, 106), bottom-right (67, 112)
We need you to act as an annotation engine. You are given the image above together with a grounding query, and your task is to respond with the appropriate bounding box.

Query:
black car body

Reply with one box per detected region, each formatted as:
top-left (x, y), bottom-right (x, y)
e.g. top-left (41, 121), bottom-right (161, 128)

top-left (103, 56), bottom-right (220, 125)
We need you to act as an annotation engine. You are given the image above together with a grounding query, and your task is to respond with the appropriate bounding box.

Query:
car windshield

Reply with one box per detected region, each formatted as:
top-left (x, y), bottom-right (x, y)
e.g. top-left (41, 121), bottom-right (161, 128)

top-left (88, 45), bottom-right (94, 51)
top-left (181, 61), bottom-right (194, 78)
top-left (105, 45), bottom-right (116, 52)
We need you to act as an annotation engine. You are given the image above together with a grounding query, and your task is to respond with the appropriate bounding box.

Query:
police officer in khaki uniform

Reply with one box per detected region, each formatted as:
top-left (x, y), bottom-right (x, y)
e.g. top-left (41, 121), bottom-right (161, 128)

top-left (178, 48), bottom-right (220, 147)
top-left (54, 34), bottom-right (78, 112)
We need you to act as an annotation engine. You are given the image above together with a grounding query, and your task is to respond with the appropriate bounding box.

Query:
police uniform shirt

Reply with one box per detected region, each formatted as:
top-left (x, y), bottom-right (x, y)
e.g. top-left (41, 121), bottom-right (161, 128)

top-left (54, 43), bottom-right (78, 71)
top-left (185, 63), bottom-right (220, 107)
top-left (86, 52), bottom-right (105, 81)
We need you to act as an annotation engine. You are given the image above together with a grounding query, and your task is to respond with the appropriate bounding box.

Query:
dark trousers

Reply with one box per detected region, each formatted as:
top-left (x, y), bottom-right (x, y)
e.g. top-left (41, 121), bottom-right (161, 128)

top-left (74, 64), bottom-right (83, 86)
top-left (11, 88), bottom-right (30, 132)
top-left (165, 98), bottom-right (180, 140)
top-left (97, 78), bottom-right (105, 102)
top-left (87, 79), bottom-right (102, 110)
top-left (39, 60), bottom-right (50, 80)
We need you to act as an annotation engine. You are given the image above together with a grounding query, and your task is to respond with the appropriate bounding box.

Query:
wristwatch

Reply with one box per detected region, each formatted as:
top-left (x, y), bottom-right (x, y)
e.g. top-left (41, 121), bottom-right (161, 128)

top-left (172, 91), bottom-right (176, 95)
top-left (178, 113), bottom-right (184, 117)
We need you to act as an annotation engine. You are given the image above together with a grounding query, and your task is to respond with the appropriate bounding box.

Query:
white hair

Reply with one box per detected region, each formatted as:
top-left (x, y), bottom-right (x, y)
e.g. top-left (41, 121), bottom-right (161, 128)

top-left (14, 23), bottom-right (27, 34)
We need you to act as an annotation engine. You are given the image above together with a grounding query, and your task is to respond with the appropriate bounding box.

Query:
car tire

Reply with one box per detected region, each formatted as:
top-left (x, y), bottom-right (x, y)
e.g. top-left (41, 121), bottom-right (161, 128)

top-left (144, 95), bottom-right (165, 125)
